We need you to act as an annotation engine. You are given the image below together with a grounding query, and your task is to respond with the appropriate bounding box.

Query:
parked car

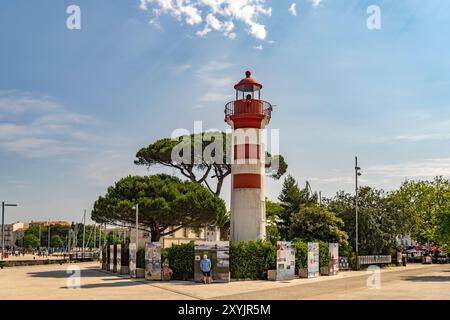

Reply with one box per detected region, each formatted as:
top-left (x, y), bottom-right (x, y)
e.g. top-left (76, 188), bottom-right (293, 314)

top-left (432, 251), bottom-right (449, 264)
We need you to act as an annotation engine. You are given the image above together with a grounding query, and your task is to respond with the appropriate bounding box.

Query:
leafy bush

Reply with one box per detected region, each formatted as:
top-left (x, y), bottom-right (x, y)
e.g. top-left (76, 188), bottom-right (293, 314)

top-left (319, 241), bottom-right (330, 267)
top-left (292, 240), bottom-right (307, 271)
top-left (163, 242), bottom-right (195, 280)
top-left (137, 246), bottom-right (145, 268)
top-left (121, 243), bottom-right (129, 266)
top-left (230, 241), bottom-right (276, 280)
top-left (339, 241), bottom-right (356, 268)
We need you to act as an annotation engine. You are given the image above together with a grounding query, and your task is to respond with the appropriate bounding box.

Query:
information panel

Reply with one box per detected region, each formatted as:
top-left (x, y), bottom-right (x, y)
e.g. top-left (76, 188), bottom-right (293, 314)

top-left (307, 242), bottom-right (319, 278)
top-left (109, 244), bottom-right (114, 272)
top-left (116, 244), bottom-right (122, 274)
top-left (329, 243), bottom-right (339, 275)
top-left (145, 242), bottom-right (162, 281)
top-left (194, 241), bottom-right (230, 283)
top-left (276, 241), bottom-right (296, 281)
top-left (129, 243), bottom-right (137, 278)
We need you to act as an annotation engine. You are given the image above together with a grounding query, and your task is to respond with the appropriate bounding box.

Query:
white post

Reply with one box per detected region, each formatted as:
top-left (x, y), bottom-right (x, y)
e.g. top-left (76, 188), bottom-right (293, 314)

top-left (135, 204), bottom-right (139, 249)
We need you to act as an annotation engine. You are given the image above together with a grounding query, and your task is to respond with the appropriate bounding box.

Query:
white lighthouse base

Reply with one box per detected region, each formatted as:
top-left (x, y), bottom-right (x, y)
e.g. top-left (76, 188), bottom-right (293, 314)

top-left (231, 188), bottom-right (266, 243)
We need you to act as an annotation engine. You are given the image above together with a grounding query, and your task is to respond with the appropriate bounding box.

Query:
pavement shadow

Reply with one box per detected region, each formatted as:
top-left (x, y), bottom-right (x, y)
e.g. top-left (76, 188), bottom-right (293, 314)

top-left (61, 280), bottom-right (148, 289)
top-left (403, 275), bottom-right (450, 282)
top-left (28, 268), bottom-right (108, 279)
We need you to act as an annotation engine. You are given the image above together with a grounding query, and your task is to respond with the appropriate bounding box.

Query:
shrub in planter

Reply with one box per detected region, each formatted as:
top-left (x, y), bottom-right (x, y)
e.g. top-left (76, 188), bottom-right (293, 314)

top-left (164, 242), bottom-right (195, 280)
top-left (121, 244), bottom-right (129, 267)
top-left (319, 241), bottom-right (330, 275)
top-left (137, 246), bottom-right (145, 269)
top-left (339, 241), bottom-right (356, 269)
top-left (230, 241), bottom-right (276, 280)
top-left (292, 239), bottom-right (307, 276)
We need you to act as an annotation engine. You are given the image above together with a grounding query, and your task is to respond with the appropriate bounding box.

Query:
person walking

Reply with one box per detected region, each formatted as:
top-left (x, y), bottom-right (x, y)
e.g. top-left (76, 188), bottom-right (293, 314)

top-left (200, 254), bottom-right (212, 284)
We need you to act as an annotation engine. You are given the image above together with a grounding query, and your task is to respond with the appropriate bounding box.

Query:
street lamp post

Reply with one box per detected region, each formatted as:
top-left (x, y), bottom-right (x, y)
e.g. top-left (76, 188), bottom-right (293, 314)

top-left (1, 202), bottom-right (18, 260)
top-left (82, 210), bottom-right (86, 259)
top-left (355, 156), bottom-right (362, 270)
top-left (47, 219), bottom-right (51, 254)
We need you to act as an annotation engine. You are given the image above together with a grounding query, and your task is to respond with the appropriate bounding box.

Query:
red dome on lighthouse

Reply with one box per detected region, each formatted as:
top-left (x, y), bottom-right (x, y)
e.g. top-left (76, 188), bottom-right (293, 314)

top-left (234, 70), bottom-right (263, 92)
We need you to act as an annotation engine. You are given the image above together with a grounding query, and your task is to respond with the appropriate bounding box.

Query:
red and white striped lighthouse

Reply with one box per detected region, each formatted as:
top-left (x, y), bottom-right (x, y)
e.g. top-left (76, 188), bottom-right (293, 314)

top-left (225, 71), bottom-right (273, 243)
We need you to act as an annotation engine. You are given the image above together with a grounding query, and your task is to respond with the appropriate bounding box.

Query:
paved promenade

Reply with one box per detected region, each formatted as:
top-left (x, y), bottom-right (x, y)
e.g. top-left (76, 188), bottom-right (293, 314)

top-left (0, 262), bottom-right (449, 300)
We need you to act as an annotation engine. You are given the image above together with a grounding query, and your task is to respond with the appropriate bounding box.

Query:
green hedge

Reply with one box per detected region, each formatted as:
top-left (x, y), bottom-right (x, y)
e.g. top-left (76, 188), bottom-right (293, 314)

top-left (292, 240), bottom-right (307, 271)
top-left (143, 240), bottom-right (339, 280)
top-left (162, 242), bottom-right (195, 280)
top-left (319, 241), bottom-right (330, 267)
top-left (137, 246), bottom-right (145, 268)
top-left (121, 243), bottom-right (129, 266)
top-left (230, 241), bottom-right (276, 280)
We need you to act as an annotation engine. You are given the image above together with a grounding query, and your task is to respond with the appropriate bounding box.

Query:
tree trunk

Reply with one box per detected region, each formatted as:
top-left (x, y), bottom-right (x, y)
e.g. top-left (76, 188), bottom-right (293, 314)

top-left (151, 228), bottom-right (160, 242)
top-left (220, 223), bottom-right (230, 241)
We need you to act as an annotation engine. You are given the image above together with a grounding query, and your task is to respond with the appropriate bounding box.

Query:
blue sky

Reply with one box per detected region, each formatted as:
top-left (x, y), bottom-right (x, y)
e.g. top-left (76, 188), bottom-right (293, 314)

top-left (1, 0), bottom-right (450, 223)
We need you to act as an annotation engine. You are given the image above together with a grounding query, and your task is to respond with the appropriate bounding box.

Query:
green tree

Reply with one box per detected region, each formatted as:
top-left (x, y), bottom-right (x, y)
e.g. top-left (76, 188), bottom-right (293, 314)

top-left (277, 175), bottom-right (318, 239)
top-left (135, 132), bottom-right (287, 196)
top-left (326, 186), bottom-right (413, 255)
top-left (50, 235), bottom-right (64, 248)
top-left (135, 133), bottom-right (288, 239)
top-left (91, 174), bottom-right (226, 241)
top-left (393, 176), bottom-right (450, 245)
top-left (265, 200), bottom-right (283, 244)
top-left (22, 234), bottom-right (40, 250)
top-left (289, 205), bottom-right (348, 244)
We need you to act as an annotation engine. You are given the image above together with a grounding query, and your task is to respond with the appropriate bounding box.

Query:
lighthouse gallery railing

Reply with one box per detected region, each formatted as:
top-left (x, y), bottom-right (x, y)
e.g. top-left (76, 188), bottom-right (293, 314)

top-left (224, 99), bottom-right (272, 120)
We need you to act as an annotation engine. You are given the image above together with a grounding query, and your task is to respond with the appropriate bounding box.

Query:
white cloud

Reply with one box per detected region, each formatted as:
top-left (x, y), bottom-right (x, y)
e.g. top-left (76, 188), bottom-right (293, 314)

top-left (289, 3), bottom-right (297, 16)
top-left (195, 60), bottom-right (234, 106)
top-left (310, 0), bottom-right (322, 8)
top-left (253, 44), bottom-right (263, 50)
top-left (197, 13), bottom-right (236, 38)
top-left (79, 150), bottom-right (148, 187)
top-left (395, 133), bottom-right (450, 142)
top-left (367, 158), bottom-right (450, 177)
top-left (0, 91), bottom-right (98, 158)
top-left (175, 64), bottom-right (192, 73)
top-left (139, 0), bottom-right (272, 40)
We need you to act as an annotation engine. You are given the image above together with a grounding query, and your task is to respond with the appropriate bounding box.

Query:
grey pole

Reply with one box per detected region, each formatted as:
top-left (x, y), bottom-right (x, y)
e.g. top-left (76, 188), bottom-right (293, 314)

top-left (39, 225), bottom-right (42, 250)
top-left (1, 202), bottom-right (4, 260)
top-left (355, 156), bottom-right (362, 270)
top-left (48, 220), bottom-right (51, 254)
top-left (1, 202), bottom-right (18, 259)
top-left (82, 210), bottom-right (86, 259)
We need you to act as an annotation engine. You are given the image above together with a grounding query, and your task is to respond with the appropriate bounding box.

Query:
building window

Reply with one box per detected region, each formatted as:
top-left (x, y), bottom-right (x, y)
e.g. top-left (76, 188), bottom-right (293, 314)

top-left (183, 228), bottom-right (189, 238)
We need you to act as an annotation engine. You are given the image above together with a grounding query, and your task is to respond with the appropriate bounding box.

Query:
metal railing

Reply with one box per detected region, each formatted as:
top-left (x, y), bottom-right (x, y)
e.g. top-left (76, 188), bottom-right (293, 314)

top-left (224, 99), bottom-right (272, 120)
top-left (358, 255), bottom-right (392, 265)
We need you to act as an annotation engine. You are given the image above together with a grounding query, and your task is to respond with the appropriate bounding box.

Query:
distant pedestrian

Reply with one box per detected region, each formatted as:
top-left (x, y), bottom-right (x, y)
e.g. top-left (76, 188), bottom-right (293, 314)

top-left (200, 254), bottom-right (212, 284)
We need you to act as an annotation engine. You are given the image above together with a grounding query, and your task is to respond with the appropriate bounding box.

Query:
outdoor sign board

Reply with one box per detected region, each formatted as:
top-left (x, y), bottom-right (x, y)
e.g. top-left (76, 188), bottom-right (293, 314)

top-left (194, 241), bottom-right (230, 283)
top-left (276, 241), bottom-right (296, 280)
top-left (129, 243), bottom-right (137, 278)
top-left (145, 242), bottom-right (162, 280)
top-left (307, 242), bottom-right (319, 278)
top-left (109, 244), bottom-right (114, 272)
top-left (329, 243), bottom-right (339, 275)
top-left (116, 244), bottom-right (121, 273)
